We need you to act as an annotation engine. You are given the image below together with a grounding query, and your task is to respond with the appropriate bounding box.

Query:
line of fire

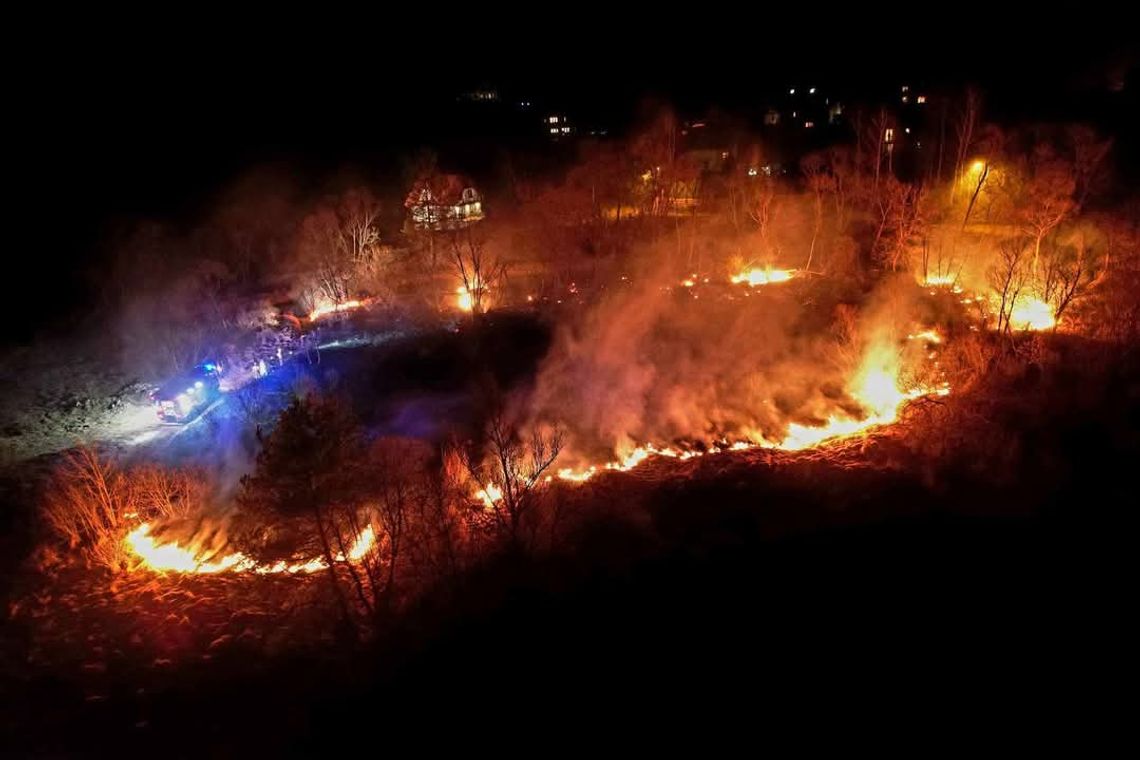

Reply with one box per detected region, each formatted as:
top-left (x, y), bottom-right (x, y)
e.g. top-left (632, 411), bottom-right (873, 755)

top-left (4, 39), bottom-right (1137, 751)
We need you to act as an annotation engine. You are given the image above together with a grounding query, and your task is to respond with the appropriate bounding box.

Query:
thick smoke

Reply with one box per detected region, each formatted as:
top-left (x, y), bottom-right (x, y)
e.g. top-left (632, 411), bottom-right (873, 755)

top-left (523, 242), bottom-right (912, 465)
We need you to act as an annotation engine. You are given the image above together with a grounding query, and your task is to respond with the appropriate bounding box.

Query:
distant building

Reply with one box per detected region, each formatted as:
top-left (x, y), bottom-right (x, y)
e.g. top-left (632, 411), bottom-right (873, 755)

top-left (405, 175), bottom-right (484, 230)
top-left (460, 87), bottom-right (499, 103)
top-left (545, 113), bottom-right (573, 139)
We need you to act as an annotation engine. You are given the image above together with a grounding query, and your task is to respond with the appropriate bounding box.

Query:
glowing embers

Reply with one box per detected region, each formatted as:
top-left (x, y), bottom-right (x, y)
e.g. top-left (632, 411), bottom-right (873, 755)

top-left (730, 267), bottom-right (796, 287)
top-left (125, 523), bottom-right (375, 575)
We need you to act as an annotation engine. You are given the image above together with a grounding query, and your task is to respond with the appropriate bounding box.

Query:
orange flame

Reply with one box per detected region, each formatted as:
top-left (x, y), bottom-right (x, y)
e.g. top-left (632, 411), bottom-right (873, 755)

top-left (553, 339), bottom-right (950, 482)
top-left (1008, 296), bottom-right (1055, 331)
top-left (907, 329), bottom-right (943, 344)
top-left (125, 523), bottom-right (376, 575)
top-left (308, 299), bottom-right (366, 322)
top-left (475, 483), bottom-right (503, 510)
top-left (456, 279), bottom-right (491, 313)
top-left (731, 267), bottom-right (796, 286)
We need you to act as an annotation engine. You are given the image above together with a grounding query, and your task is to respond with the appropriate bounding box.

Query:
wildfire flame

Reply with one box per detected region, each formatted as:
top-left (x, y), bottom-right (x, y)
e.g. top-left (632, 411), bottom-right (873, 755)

top-left (475, 484), bottom-right (503, 510)
top-left (456, 280), bottom-right (491, 313)
top-left (308, 298), bottom-right (366, 322)
top-left (551, 340), bottom-right (950, 483)
top-left (730, 267), bottom-right (796, 287)
top-left (129, 315), bottom-right (954, 574)
top-left (907, 329), bottom-right (943, 344)
top-left (456, 286), bottom-right (474, 312)
top-left (1008, 296), bottom-right (1055, 331)
top-left (125, 523), bottom-right (376, 575)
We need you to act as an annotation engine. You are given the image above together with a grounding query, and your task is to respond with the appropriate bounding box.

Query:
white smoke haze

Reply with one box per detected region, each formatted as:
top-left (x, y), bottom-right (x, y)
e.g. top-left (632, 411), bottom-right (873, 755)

top-left (523, 241), bottom-right (925, 467)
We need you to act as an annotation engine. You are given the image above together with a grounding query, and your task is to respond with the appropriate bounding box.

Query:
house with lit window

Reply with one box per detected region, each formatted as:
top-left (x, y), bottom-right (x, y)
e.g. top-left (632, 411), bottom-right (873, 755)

top-left (404, 174), bottom-right (485, 231)
top-left (545, 113), bottom-right (573, 139)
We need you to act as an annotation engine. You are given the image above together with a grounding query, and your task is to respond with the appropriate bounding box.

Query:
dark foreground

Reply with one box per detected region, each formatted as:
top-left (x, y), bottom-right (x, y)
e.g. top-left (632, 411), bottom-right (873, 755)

top-left (3, 338), bottom-right (1136, 753)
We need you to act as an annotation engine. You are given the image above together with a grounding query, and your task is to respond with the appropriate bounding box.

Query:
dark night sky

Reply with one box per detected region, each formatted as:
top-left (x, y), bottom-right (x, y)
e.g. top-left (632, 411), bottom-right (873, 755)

top-left (7, 14), bottom-right (1136, 343)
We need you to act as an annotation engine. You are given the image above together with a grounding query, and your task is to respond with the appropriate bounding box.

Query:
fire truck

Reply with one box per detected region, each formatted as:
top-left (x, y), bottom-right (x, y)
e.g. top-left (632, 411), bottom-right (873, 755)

top-left (151, 362), bottom-right (222, 423)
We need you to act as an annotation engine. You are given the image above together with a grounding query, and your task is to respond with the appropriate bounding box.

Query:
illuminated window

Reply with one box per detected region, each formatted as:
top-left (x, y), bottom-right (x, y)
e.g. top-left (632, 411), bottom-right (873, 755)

top-left (916, 95), bottom-right (927, 104)
top-left (548, 116), bottom-right (559, 124)
top-left (901, 85), bottom-right (909, 92)
top-left (550, 128), bottom-right (558, 134)
top-left (804, 121), bottom-right (815, 129)
top-left (901, 96), bottom-right (909, 103)
top-left (884, 128), bottom-right (895, 143)
top-left (561, 126), bottom-right (570, 133)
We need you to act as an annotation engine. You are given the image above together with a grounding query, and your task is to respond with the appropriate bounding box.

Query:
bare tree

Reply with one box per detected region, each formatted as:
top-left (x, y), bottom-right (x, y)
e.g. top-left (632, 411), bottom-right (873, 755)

top-left (749, 177), bottom-right (779, 259)
top-left (961, 160), bottom-right (991, 229)
top-left (952, 88), bottom-right (982, 201)
top-left (460, 409), bottom-right (564, 544)
top-left (1041, 231), bottom-right (1102, 326)
top-left (451, 230), bottom-right (506, 317)
top-left (1069, 126), bottom-right (1112, 209)
top-left (42, 450), bottom-right (198, 570)
top-left (298, 188), bottom-right (384, 305)
top-left (988, 238), bottom-right (1029, 334)
top-left (801, 153), bottom-right (833, 273)
top-left (1018, 149), bottom-right (1077, 272)
top-left (42, 448), bottom-right (130, 569)
top-left (871, 108), bottom-right (892, 185)
top-left (826, 146), bottom-right (855, 232)
top-left (872, 179), bottom-right (927, 272)
top-left (357, 438), bottom-right (428, 613)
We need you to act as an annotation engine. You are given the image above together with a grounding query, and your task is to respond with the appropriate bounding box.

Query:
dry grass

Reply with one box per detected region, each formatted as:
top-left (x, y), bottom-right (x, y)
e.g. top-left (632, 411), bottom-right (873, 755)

top-left (40, 448), bottom-right (203, 571)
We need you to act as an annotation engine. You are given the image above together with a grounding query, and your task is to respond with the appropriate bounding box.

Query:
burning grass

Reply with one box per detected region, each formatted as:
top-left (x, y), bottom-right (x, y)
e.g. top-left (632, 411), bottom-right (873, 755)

top-left (730, 266), bottom-right (797, 286)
